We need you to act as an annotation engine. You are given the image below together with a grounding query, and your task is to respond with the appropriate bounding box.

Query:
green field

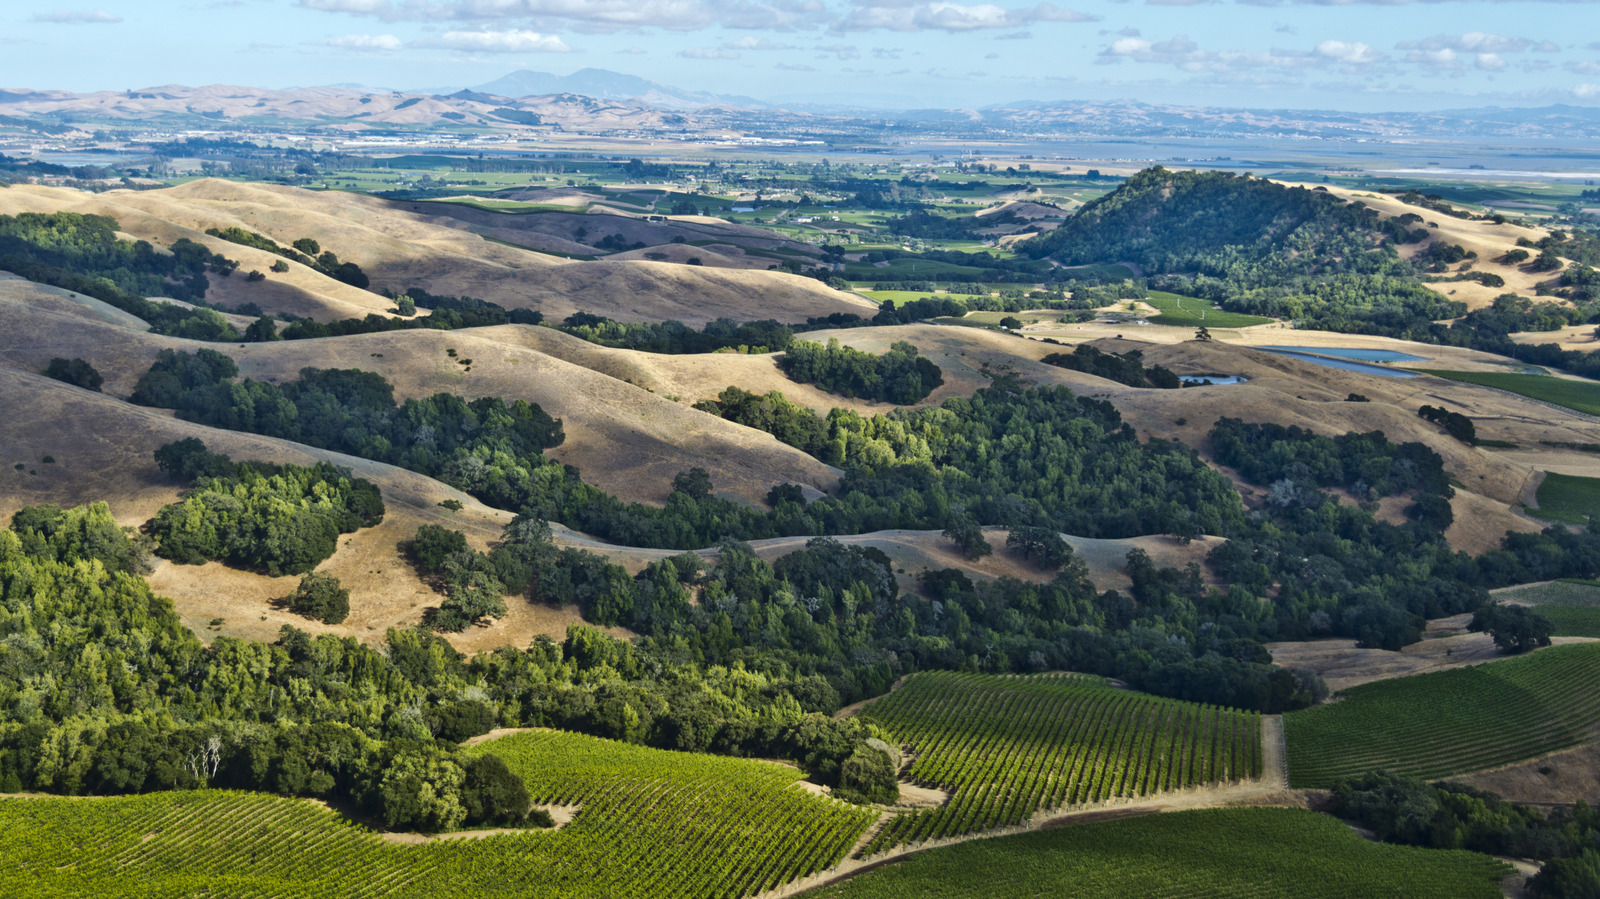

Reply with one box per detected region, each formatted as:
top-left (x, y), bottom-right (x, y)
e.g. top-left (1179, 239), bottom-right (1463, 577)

top-left (858, 672), bottom-right (1260, 855)
top-left (1284, 642), bottom-right (1600, 788)
top-left (0, 729), bottom-right (877, 899)
top-left (1413, 370), bottom-right (1600, 416)
top-left (1534, 473), bottom-right (1600, 524)
top-left (1143, 291), bottom-right (1275, 328)
top-left (806, 807), bottom-right (1511, 899)
top-left (1494, 580), bottom-right (1600, 637)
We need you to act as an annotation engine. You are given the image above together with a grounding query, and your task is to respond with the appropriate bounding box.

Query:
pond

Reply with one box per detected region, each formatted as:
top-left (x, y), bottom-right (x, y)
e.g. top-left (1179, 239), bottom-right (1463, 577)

top-left (1260, 346), bottom-right (1428, 363)
top-left (1255, 348), bottom-right (1421, 379)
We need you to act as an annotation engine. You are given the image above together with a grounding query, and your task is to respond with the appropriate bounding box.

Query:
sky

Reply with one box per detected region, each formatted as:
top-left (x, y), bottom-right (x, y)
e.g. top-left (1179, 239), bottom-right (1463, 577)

top-left (3, 0), bottom-right (1600, 111)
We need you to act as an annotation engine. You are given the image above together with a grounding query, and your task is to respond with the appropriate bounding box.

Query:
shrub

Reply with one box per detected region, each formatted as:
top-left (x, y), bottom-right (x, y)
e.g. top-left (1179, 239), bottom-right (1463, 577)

top-left (42, 357), bottom-right (103, 391)
top-left (288, 571), bottom-right (350, 624)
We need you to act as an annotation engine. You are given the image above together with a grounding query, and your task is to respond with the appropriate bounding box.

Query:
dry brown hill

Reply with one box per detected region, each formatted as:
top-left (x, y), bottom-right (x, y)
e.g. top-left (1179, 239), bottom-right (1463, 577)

top-left (0, 180), bottom-right (878, 327)
top-left (0, 292), bottom-right (838, 508)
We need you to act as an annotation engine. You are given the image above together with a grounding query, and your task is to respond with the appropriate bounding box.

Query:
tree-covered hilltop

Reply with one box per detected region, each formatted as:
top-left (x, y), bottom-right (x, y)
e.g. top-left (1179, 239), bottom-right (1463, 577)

top-left (0, 211), bottom-right (244, 340)
top-left (146, 439), bottom-right (385, 576)
top-left (1018, 167), bottom-right (1460, 333)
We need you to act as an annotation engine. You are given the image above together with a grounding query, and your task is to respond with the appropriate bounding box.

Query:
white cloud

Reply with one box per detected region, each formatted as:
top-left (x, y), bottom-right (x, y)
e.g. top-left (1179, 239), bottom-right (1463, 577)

top-left (724, 36), bottom-right (795, 49)
top-left (29, 8), bottom-right (122, 23)
top-left (681, 46), bottom-right (741, 58)
top-left (1397, 32), bottom-right (1545, 55)
top-left (418, 29), bottom-right (571, 52)
top-left (834, 2), bottom-right (1094, 34)
top-left (996, 29), bottom-right (1032, 39)
top-left (297, 0), bottom-right (819, 33)
top-left (1314, 39), bottom-right (1380, 65)
top-left (324, 33), bottom-right (404, 50)
top-left (1570, 61), bottom-right (1600, 74)
top-left (1474, 52), bottom-right (1506, 70)
top-left (1575, 83), bottom-right (1600, 97)
top-left (815, 42), bottom-right (860, 59)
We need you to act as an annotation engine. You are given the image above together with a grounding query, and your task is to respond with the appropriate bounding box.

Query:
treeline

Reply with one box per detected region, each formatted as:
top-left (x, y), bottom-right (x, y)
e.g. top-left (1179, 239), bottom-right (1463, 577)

top-left (271, 290), bottom-right (544, 340)
top-left (0, 211), bottom-right (243, 340)
top-left (558, 312), bottom-right (795, 354)
top-left (132, 352), bottom-right (1241, 553)
top-left (1331, 772), bottom-right (1600, 898)
top-left (146, 439), bottom-right (384, 576)
top-left (1041, 344), bottom-right (1183, 389)
top-left (404, 513), bottom-right (1320, 713)
top-left (0, 510), bottom-right (897, 822)
top-left (203, 229), bottom-right (369, 289)
top-left (777, 338), bottom-right (944, 404)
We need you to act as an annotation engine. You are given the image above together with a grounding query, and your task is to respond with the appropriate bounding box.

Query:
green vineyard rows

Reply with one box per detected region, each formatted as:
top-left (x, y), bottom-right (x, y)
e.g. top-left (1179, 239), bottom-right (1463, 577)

top-left (1284, 642), bottom-right (1600, 788)
top-left (858, 671), bottom-right (1262, 854)
top-left (805, 806), bottom-right (1512, 899)
top-left (0, 729), bottom-right (878, 899)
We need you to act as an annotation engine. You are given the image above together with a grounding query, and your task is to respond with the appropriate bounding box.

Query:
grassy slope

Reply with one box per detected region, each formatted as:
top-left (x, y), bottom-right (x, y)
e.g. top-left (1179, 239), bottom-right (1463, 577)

top-left (806, 807), bottom-right (1509, 899)
top-left (1535, 472), bottom-right (1600, 524)
top-left (1144, 291), bottom-right (1274, 328)
top-left (1413, 370), bottom-right (1600, 416)
top-left (1284, 642), bottom-right (1600, 787)
top-left (1496, 580), bottom-right (1600, 637)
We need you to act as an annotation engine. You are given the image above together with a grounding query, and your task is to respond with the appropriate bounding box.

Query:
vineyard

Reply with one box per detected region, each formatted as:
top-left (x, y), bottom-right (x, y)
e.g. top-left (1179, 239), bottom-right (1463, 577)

top-left (1495, 579), bottom-right (1600, 637)
top-left (1284, 642), bottom-right (1600, 788)
top-left (805, 807), bottom-right (1512, 898)
top-left (858, 671), bottom-right (1262, 854)
top-left (0, 729), bottom-right (878, 899)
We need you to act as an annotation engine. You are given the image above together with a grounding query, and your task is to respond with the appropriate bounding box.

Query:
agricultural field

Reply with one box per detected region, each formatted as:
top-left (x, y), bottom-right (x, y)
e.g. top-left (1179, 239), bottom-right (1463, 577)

top-left (1534, 473), bottom-right (1600, 524)
top-left (0, 730), bottom-right (878, 899)
top-left (858, 672), bottom-right (1261, 854)
top-left (806, 807), bottom-right (1512, 899)
top-left (1284, 642), bottom-right (1600, 788)
top-left (1496, 579), bottom-right (1600, 637)
top-left (1142, 291), bottom-right (1275, 328)
top-left (1412, 370), bottom-right (1600, 416)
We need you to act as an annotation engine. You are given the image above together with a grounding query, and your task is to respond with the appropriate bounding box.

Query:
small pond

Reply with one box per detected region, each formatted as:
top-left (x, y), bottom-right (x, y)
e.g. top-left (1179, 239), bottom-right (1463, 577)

top-left (1260, 346), bottom-right (1428, 363)
top-left (1181, 375), bottom-right (1248, 386)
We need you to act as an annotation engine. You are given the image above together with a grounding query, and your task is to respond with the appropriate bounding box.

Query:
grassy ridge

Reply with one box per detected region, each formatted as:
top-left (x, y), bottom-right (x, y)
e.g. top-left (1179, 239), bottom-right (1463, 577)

top-left (1535, 473), bottom-right (1600, 525)
top-left (806, 807), bottom-right (1510, 899)
top-left (859, 671), bottom-right (1260, 854)
top-left (1413, 370), bottom-right (1600, 416)
top-left (1144, 291), bottom-right (1274, 328)
top-left (0, 730), bottom-right (878, 899)
top-left (1284, 642), bottom-right (1600, 788)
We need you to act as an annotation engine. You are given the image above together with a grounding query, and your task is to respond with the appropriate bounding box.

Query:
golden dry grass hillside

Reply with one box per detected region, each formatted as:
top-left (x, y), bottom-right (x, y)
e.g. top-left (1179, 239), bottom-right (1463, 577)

top-left (1311, 184), bottom-right (1556, 310)
top-left (0, 180), bottom-right (877, 326)
top-left (0, 292), bottom-right (839, 508)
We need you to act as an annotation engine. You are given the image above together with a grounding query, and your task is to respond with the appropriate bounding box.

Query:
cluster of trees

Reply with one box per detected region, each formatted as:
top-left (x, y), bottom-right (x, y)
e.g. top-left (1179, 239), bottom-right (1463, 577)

top-left (0, 211), bottom-right (244, 340)
top-left (131, 350), bottom-right (565, 482)
top-left (1041, 345), bottom-right (1183, 389)
top-left (1330, 772), bottom-right (1600, 897)
top-left (0, 511), bottom-right (896, 819)
top-left (777, 338), bottom-right (944, 404)
top-left (1210, 418), bottom-right (1452, 509)
top-left (203, 228), bottom-right (370, 289)
top-left (1417, 404), bottom-right (1477, 444)
top-left (41, 356), bottom-right (103, 391)
top-left (884, 208), bottom-right (1027, 240)
top-left (1468, 603), bottom-right (1553, 653)
top-left (145, 440), bottom-right (385, 576)
top-left (557, 313), bottom-right (795, 354)
top-left (268, 291), bottom-right (544, 341)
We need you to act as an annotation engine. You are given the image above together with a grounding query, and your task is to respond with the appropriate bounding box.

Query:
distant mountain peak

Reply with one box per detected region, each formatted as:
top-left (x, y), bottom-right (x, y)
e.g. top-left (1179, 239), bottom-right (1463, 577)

top-left (471, 69), bottom-right (764, 110)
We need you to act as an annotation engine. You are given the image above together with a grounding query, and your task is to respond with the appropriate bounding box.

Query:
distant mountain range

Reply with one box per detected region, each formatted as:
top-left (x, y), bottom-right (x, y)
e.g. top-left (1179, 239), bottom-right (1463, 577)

top-left (1, 70), bottom-right (1597, 142)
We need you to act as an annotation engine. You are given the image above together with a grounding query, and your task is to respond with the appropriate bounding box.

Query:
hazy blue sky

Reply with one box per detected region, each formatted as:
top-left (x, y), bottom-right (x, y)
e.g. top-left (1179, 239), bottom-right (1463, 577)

top-left (4, 0), bottom-right (1599, 110)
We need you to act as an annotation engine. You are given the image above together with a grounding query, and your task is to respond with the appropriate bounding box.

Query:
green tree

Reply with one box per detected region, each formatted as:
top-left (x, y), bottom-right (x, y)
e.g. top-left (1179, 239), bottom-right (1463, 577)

top-left (41, 357), bottom-right (103, 391)
top-left (288, 571), bottom-right (350, 624)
